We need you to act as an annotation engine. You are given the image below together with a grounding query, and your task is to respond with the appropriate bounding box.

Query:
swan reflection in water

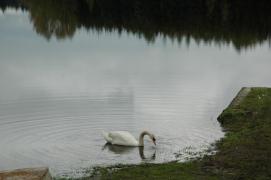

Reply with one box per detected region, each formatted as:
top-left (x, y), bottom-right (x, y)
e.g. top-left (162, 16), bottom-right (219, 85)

top-left (102, 143), bottom-right (156, 161)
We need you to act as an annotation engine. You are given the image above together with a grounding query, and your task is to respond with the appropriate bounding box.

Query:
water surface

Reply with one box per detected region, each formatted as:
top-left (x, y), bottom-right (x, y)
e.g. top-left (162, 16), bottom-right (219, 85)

top-left (0, 1), bottom-right (271, 177)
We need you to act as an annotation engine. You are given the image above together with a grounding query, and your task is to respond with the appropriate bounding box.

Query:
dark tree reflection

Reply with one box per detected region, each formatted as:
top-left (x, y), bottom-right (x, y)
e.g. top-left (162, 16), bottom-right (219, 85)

top-left (0, 0), bottom-right (25, 12)
top-left (2, 0), bottom-right (271, 50)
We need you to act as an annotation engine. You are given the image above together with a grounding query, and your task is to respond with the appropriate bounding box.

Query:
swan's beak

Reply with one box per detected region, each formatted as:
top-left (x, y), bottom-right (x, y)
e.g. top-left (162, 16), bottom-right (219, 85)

top-left (152, 137), bottom-right (156, 146)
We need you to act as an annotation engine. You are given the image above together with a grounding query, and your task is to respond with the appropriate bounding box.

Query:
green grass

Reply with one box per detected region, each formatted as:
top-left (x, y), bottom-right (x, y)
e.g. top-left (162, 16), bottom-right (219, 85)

top-left (93, 162), bottom-right (220, 180)
top-left (56, 87), bottom-right (271, 180)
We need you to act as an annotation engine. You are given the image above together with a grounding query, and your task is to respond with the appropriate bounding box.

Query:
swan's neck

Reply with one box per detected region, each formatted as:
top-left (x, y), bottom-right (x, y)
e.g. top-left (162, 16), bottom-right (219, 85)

top-left (139, 131), bottom-right (151, 146)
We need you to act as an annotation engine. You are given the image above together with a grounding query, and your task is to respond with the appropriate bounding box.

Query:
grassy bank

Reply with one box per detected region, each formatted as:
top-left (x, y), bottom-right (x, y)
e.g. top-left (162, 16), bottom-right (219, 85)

top-left (59, 87), bottom-right (271, 179)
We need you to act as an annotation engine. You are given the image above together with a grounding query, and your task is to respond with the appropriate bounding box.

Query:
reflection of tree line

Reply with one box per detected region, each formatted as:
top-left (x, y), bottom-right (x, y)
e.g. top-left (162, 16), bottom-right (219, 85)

top-left (0, 0), bottom-right (25, 11)
top-left (2, 0), bottom-right (271, 50)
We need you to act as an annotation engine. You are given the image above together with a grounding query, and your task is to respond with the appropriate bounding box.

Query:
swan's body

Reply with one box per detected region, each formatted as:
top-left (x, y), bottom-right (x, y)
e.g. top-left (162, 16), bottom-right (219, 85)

top-left (102, 131), bottom-right (156, 147)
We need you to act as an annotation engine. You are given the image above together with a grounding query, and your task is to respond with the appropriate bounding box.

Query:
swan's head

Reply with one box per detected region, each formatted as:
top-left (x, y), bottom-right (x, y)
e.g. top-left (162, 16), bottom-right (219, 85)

top-left (151, 135), bottom-right (156, 145)
top-left (140, 131), bottom-right (156, 146)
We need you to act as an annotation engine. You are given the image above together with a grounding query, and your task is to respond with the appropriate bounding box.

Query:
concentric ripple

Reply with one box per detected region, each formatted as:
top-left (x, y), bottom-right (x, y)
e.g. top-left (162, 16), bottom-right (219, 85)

top-left (0, 89), bottom-right (225, 176)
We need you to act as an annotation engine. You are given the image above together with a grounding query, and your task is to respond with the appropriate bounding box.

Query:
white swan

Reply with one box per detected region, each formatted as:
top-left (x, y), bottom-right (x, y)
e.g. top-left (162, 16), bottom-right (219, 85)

top-left (102, 130), bottom-right (156, 146)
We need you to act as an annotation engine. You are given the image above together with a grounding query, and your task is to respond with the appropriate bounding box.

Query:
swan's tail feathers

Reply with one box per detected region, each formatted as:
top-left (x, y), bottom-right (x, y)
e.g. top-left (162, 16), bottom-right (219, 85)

top-left (102, 131), bottom-right (112, 143)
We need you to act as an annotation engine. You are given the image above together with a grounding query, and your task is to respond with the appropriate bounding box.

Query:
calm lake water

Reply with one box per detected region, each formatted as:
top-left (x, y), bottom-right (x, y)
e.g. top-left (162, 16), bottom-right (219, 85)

top-left (0, 1), bottom-right (271, 177)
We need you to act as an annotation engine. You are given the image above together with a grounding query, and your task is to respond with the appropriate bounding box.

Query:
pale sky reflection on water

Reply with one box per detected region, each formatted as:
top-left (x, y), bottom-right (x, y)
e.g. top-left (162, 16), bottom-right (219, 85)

top-left (0, 9), bottom-right (271, 177)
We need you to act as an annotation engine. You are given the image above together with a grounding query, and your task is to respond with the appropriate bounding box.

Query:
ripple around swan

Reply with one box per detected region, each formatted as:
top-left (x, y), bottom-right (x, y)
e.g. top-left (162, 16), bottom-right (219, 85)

top-left (0, 90), bottom-right (224, 174)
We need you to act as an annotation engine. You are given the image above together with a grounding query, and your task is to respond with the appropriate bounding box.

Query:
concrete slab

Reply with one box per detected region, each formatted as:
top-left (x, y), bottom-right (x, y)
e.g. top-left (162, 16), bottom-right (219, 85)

top-left (229, 87), bottom-right (251, 108)
top-left (0, 167), bottom-right (52, 180)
